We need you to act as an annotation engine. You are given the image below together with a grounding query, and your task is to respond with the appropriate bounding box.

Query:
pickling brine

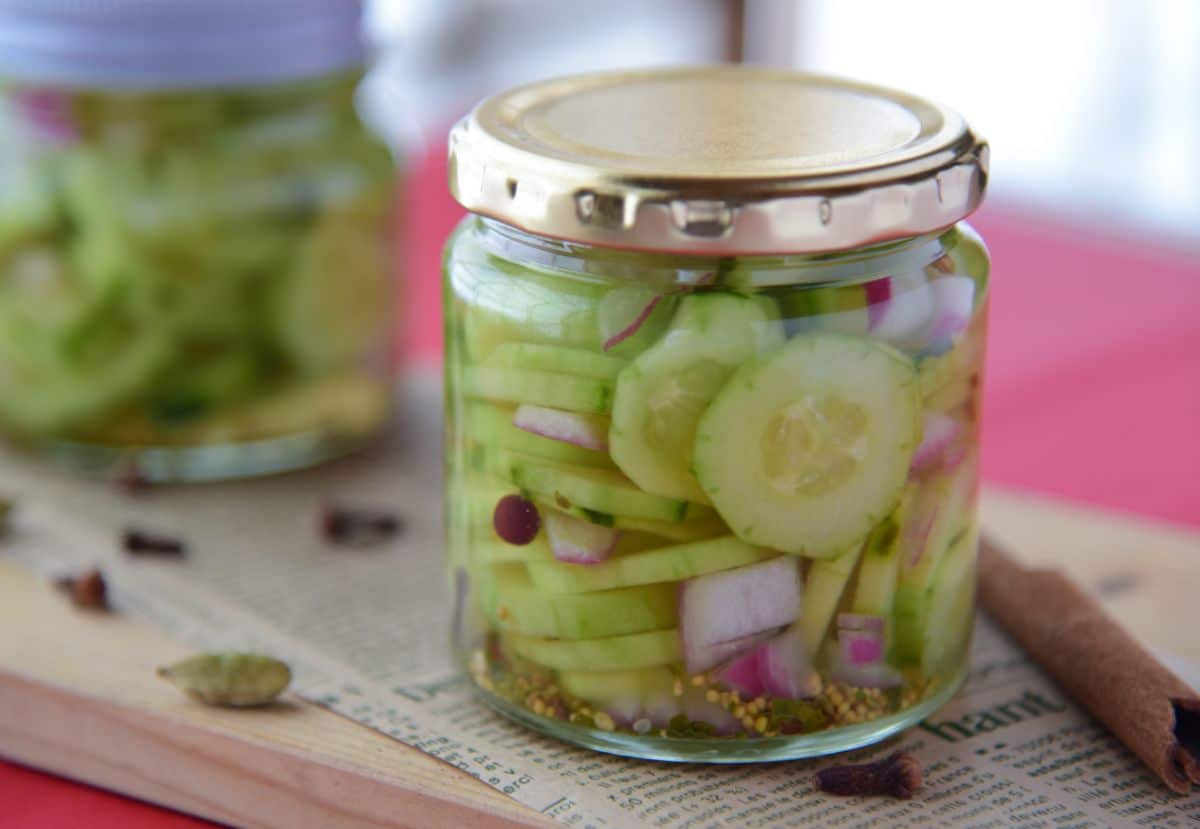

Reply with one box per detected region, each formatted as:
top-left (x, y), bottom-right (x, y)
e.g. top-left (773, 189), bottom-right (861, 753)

top-left (442, 67), bottom-right (990, 760)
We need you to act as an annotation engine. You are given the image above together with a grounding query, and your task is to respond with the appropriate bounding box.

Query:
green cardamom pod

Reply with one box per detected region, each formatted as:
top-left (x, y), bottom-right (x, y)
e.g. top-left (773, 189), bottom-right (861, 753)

top-left (157, 652), bottom-right (291, 707)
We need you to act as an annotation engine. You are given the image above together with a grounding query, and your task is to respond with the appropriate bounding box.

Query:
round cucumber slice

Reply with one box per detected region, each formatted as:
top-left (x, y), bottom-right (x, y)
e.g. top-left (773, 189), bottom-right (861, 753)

top-left (525, 536), bottom-right (779, 594)
top-left (693, 333), bottom-right (920, 558)
top-left (507, 629), bottom-right (682, 671)
top-left (487, 448), bottom-right (712, 524)
top-left (610, 293), bottom-right (784, 503)
top-left (488, 567), bottom-right (678, 639)
top-left (0, 273), bottom-right (174, 434)
top-left (464, 367), bottom-right (613, 415)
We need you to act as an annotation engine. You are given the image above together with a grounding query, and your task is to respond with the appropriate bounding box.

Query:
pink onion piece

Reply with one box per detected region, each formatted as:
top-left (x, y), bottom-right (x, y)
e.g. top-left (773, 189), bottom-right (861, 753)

top-left (713, 648), bottom-right (766, 698)
top-left (909, 411), bottom-right (965, 475)
top-left (923, 276), bottom-right (976, 350)
top-left (683, 629), bottom-right (778, 677)
top-left (543, 510), bottom-right (620, 564)
top-left (513, 405), bottom-right (608, 452)
top-left (680, 558), bottom-right (803, 673)
top-left (837, 613), bottom-right (886, 634)
top-left (864, 277), bottom-right (893, 329)
top-left (603, 294), bottom-right (660, 351)
top-left (840, 629), bottom-right (885, 665)
top-left (758, 625), bottom-right (821, 700)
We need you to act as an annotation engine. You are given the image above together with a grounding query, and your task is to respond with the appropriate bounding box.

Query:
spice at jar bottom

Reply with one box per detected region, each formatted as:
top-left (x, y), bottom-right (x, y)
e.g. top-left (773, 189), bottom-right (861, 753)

top-left (443, 66), bottom-right (990, 762)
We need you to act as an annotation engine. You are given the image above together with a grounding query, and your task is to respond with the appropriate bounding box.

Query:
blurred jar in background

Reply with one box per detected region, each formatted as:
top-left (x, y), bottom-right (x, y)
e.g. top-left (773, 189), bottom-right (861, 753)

top-left (0, 0), bottom-right (398, 481)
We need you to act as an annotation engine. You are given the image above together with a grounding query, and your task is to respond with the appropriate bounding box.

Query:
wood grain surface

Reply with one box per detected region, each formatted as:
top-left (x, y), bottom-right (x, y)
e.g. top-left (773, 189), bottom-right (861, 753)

top-left (1, 486), bottom-right (1197, 828)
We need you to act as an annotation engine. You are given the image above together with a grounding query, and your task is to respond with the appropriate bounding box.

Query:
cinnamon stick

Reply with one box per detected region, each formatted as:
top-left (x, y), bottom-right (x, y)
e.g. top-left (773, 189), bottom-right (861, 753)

top-left (978, 536), bottom-right (1200, 794)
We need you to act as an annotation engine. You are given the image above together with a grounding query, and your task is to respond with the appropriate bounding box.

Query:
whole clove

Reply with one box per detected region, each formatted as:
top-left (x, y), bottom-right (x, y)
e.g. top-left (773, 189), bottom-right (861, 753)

top-left (123, 528), bottom-right (187, 557)
top-left (318, 502), bottom-right (402, 547)
top-left (814, 751), bottom-right (923, 799)
top-left (54, 568), bottom-right (109, 610)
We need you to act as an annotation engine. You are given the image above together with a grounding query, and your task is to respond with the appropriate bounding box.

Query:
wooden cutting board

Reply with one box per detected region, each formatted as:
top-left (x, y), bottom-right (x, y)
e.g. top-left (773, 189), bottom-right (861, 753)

top-left (1, 487), bottom-right (1197, 829)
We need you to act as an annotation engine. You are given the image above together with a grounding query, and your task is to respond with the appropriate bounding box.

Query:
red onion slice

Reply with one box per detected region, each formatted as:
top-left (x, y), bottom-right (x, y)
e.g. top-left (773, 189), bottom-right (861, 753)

top-left (713, 647), bottom-right (767, 698)
top-left (680, 558), bottom-right (803, 673)
top-left (543, 510), bottom-right (620, 564)
top-left (513, 404), bottom-right (608, 452)
top-left (864, 277), bottom-right (893, 329)
top-left (840, 629), bottom-right (885, 665)
top-left (758, 625), bottom-right (821, 699)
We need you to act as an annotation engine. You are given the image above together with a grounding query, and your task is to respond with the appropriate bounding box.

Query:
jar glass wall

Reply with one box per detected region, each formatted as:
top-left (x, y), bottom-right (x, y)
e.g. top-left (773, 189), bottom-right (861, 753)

top-left (0, 71), bottom-right (396, 480)
top-left (444, 216), bottom-right (989, 760)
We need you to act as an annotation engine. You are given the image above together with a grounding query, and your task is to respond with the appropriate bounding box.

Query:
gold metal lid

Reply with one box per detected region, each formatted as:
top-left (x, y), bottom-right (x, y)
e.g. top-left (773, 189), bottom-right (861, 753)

top-left (449, 66), bottom-right (988, 255)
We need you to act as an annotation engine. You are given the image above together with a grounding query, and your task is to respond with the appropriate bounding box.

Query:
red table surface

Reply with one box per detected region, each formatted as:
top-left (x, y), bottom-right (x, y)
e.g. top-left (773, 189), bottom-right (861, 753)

top-left (3, 147), bottom-right (1199, 827)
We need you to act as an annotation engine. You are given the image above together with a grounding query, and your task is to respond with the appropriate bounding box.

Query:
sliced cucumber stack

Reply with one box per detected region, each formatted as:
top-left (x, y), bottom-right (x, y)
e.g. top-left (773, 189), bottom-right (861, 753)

top-left (486, 566), bottom-right (678, 639)
top-left (610, 293), bottom-right (784, 503)
top-left (464, 366), bottom-right (613, 415)
top-left (526, 536), bottom-right (778, 594)
top-left (693, 333), bottom-right (920, 558)
top-left (466, 403), bottom-right (614, 469)
top-left (507, 629), bottom-right (682, 671)
top-left (487, 448), bottom-right (711, 524)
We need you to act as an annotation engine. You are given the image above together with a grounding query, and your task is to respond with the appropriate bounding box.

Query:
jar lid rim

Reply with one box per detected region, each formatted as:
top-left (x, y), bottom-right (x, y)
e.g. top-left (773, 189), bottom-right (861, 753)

top-left (449, 66), bottom-right (988, 255)
top-left (0, 0), bottom-right (366, 89)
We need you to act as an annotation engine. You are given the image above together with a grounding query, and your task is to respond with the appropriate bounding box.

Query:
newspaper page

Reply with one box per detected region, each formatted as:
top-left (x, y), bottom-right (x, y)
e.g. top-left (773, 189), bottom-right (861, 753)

top-left (2, 373), bottom-right (1197, 828)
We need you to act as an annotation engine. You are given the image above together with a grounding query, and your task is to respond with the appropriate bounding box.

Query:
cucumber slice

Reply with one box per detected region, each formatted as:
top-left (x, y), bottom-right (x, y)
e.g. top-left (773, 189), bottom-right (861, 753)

top-left (450, 257), bottom-right (608, 361)
top-left (464, 367), bottom-right (613, 414)
top-left (466, 403), bottom-right (614, 469)
top-left (484, 343), bottom-right (626, 381)
top-left (779, 282), bottom-right (873, 338)
top-left (849, 494), bottom-right (913, 621)
top-left (891, 459), bottom-right (978, 665)
top-left (526, 536), bottom-right (778, 594)
top-left (610, 293), bottom-right (784, 503)
top-left (488, 567), bottom-right (678, 639)
top-left (558, 666), bottom-right (677, 708)
top-left (488, 448), bottom-right (710, 523)
top-left (274, 193), bottom-right (391, 373)
top-left (918, 523), bottom-right (978, 677)
top-left (507, 629), bottom-right (682, 671)
top-left (0, 275), bottom-right (174, 434)
top-left (531, 497), bottom-right (728, 541)
top-left (693, 333), bottom-right (920, 558)
top-left (799, 544), bottom-right (864, 654)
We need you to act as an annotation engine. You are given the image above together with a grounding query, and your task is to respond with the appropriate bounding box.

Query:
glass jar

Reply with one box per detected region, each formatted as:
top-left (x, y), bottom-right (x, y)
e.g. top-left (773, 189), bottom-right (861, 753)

top-left (443, 67), bottom-right (989, 761)
top-left (0, 1), bottom-right (397, 480)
